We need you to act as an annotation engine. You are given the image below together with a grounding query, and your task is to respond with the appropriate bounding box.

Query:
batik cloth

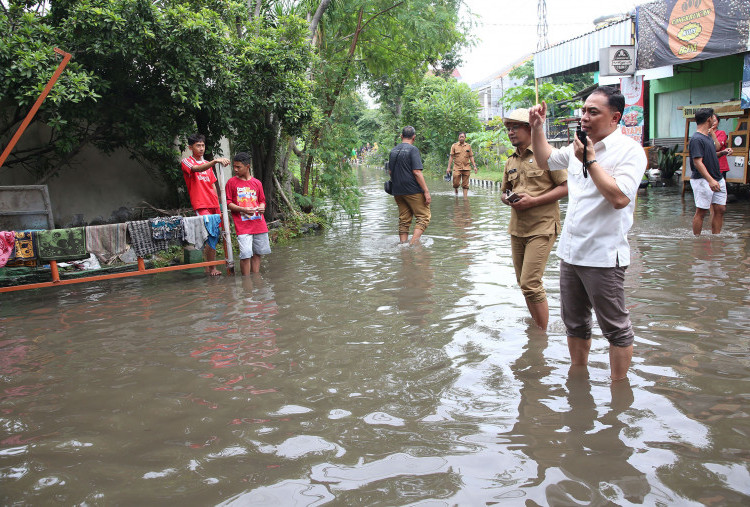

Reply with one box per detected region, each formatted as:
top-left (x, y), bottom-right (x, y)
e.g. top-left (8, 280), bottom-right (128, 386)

top-left (33, 228), bottom-right (88, 262)
top-left (127, 220), bottom-right (158, 258)
top-left (86, 223), bottom-right (129, 264)
top-left (4, 231), bottom-right (39, 267)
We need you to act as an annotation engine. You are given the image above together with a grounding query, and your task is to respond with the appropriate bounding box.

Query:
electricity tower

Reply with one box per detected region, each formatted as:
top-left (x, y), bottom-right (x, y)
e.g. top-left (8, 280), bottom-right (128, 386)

top-left (537, 0), bottom-right (549, 51)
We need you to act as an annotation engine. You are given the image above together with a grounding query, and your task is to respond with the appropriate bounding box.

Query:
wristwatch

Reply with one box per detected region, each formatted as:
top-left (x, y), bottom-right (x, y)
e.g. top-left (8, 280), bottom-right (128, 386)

top-left (583, 159), bottom-right (597, 168)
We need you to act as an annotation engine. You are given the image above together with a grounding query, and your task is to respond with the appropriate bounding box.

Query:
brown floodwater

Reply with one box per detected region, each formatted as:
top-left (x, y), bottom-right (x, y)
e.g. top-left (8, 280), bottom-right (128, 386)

top-left (1, 168), bottom-right (749, 505)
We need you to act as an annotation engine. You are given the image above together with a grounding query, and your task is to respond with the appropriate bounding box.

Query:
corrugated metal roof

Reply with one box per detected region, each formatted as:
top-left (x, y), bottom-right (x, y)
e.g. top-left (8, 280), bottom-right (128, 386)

top-left (534, 19), bottom-right (634, 78)
top-left (470, 54), bottom-right (533, 90)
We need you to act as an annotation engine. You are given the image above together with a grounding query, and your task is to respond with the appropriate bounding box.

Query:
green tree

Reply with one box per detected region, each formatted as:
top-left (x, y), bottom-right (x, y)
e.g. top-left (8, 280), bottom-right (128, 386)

top-left (292, 0), bottom-right (470, 211)
top-left (501, 60), bottom-right (592, 114)
top-left (1, 0), bottom-right (314, 218)
top-left (401, 75), bottom-right (482, 166)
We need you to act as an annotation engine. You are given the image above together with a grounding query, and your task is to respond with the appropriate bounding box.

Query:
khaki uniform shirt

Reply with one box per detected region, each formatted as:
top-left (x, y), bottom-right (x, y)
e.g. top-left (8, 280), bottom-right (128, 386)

top-left (501, 146), bottom-right (567, 237)
top-left (450, 142), bottom-right (474, 171)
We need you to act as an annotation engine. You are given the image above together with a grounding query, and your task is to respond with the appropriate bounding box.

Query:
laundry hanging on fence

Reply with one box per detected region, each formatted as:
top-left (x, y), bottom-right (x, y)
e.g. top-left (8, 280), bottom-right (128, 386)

top-left (149, 216), bottom-right (184, 252)
top-left (0, 231), bottom-right (15, 267)
top-left (127, 220), bottom-right (159, 258)
top-left (33, 228), bottom-right (88, 262)
top-left (203, 214), bottom-right (222, 250)
top-left (5, 232), bottom-right (38, 267)
top-left (182, 216), bottom-right (209, 250)
top-left (86, 223), bottom-right (129, 264)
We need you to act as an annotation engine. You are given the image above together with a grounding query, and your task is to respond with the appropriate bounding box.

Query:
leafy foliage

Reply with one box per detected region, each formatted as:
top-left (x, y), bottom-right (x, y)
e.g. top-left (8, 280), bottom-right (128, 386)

top-left (1, 0), bottom-right (314, 211)
top-left (657, 145), bottom-right (683, 180)
top-left (466, 127), bottom-right (512, 169)
top-left (401, 75), bottom-right (482, 161)
top-left (294, 0), bottom-right (471, 207)
top-left (502, 60), bottom-right (590, 118)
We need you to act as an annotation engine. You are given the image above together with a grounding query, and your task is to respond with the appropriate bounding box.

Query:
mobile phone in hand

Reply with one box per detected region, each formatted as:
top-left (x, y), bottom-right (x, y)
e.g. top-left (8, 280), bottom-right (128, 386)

top-left (505, 190), bottom-right (521, 203)
top-left (576, 128), bottom-right (587, 145)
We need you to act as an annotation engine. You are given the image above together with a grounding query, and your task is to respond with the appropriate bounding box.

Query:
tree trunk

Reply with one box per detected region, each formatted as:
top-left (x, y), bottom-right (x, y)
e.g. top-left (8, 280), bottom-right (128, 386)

top-left (309, 0), bottom-right (333, 42)
top-left (250, 114), bottom-right (282, 220)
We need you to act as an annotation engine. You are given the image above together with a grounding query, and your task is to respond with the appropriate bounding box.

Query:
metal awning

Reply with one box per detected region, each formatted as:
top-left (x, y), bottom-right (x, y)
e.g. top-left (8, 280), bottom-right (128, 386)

top-left (534, 19), bottom-right (634, 79)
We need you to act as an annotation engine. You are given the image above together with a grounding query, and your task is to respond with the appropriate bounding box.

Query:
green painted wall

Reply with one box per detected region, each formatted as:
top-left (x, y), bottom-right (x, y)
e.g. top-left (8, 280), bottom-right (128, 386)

top-left (648, 53), bottom-right (744, 138)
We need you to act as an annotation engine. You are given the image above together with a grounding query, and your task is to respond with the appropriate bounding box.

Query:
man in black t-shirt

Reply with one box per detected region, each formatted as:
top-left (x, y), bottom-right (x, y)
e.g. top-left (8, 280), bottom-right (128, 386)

top-left (387, 126), bottom-right (431, 245)
top-left (689, 107), bottom-right (727, 235)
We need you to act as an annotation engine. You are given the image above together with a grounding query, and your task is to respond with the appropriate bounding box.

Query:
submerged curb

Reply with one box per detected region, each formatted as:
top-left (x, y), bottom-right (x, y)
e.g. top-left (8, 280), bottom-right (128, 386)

top-left (467, 178), bottom-right (502, 190)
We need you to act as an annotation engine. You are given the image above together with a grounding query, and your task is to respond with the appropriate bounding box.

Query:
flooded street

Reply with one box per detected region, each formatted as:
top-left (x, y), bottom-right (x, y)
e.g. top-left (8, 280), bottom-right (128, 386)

top-left (2, 167), bottom-right (749, 505)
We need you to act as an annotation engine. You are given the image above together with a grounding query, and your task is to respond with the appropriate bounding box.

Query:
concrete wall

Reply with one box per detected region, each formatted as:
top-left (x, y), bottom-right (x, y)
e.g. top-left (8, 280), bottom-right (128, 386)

top-left (1, 123), bottom-right (232, 228)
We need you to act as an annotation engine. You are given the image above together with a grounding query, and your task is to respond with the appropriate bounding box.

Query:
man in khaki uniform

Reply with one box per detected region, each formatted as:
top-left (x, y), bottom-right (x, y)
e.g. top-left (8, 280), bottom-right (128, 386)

top-left (446, 132), bottom-right (477, 197)
top-left (501, 108), bottom-right (568, 329)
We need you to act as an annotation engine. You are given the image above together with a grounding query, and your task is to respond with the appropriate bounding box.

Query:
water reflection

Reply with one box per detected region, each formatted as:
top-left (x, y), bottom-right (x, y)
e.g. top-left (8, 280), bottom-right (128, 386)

top-left (1, 177), bottom-right (750, 504)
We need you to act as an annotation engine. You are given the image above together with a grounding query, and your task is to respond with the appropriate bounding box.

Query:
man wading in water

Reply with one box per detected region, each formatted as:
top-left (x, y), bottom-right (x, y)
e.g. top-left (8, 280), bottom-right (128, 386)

top-left (387, 126), bottom-right (431, 245)
top-left (529, 88), bottom-right (646, 380)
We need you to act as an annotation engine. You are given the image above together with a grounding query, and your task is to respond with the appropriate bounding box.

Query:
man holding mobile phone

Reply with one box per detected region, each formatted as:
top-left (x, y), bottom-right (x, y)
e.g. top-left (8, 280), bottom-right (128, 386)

top-left (529, 87), bottom-right (647, 381)
top-left (501, 108), bottom-right (568, 330)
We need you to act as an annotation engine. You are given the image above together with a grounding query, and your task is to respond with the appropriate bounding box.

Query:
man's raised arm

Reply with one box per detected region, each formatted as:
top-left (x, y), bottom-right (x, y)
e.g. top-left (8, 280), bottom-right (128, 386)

top-left (529, 102), bottom-right (553, 170)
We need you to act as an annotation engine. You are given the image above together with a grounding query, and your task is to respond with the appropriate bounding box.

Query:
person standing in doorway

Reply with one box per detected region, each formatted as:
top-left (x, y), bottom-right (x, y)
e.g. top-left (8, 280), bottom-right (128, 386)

top-left (529, 87), bottom-right (647, 381)
top-left (500, 108), bottom-right (568, 330)
top-left (689, 108), bottom-right (728, 235)
top-left (388, 126), bottom-right (431, 245)
top-left (446, 132), bottom-right (478, 197)
top-left (181, 133), bottom-right (230, 276)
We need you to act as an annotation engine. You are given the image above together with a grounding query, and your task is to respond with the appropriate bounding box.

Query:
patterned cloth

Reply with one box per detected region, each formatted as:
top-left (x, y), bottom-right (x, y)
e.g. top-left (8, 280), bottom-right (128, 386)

top-left (33, 228), bottom-right (88, 262)
top-left (0, 231), bottom-right (15, 267)
top-left (182, 216), bottom-right (208, 250)
top-left (127, 220), bottom-right (158, 258)
top-left (86, 223), bottom-right (129, 264)
top-left (148, 216), bottom-right (184, 252)
top-left (5, 232), bottom-right (38, 267)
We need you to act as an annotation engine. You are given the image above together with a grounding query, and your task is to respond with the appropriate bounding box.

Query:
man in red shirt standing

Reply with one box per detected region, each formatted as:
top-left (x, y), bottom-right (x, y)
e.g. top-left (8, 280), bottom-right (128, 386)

top-left (225, 152), bottom-right (271, 275)
top-left (181, 133), bottom-right (230, 276)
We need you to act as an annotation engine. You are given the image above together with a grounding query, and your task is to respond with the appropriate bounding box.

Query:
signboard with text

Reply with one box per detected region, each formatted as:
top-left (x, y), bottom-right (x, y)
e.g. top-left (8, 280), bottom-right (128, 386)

top-left (619, 75), bottom-right (644, 145)
top-left (636, 0), bottom-right (750, 70)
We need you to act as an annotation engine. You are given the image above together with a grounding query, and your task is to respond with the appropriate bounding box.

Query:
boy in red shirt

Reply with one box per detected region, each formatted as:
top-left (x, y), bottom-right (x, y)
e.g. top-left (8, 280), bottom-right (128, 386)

top-left (181, 133), bottom-right (230, 276)
top-left (225, 152), bottom-right (271, 274)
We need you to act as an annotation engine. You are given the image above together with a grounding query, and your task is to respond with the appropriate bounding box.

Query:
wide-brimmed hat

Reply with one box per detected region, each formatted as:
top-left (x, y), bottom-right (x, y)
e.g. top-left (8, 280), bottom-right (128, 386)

top-left (503, 108), bottom-right (530, 124)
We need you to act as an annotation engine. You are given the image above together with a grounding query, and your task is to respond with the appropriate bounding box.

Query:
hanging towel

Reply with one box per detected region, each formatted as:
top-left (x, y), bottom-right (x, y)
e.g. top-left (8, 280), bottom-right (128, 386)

top-left (203, 214), bottom-right (221, 250)
top-left (86, 223), bottom-right (128, 264)
top-left (127, 220), bottom-right (158, 257)
top-left (0, 231), bottom-right (15, 267)
top-left (182, 216), bottom-right (208, 250)
top-left (5, 231), bottom-right (38, 267)
top-left (33, 228), bottom-right (88, 262)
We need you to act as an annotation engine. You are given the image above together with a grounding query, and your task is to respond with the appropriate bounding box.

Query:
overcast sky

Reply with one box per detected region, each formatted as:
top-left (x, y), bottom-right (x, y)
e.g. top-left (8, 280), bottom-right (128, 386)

top-left (457, 0), bottom-right (642, 85)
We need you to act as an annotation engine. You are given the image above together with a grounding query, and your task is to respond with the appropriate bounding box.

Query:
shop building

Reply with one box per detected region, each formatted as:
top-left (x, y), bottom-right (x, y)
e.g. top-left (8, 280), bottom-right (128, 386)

top-left (533, 0), bottom-right (750, 184)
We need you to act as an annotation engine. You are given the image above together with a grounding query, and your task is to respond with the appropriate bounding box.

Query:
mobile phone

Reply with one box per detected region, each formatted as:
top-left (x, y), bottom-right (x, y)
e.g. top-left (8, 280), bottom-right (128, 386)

top-left (576, 128), bottom-right (587, 145)
top-left (505, 190), bottom-right (521, 203)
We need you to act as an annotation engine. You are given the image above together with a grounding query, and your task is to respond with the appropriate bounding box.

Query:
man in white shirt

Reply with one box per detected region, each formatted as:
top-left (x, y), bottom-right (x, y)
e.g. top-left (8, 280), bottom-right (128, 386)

top-left (529, 87), bottom-right (646, 381)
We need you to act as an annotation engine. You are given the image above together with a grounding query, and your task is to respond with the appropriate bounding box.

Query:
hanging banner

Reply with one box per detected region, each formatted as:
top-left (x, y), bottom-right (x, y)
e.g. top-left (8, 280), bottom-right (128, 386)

top-left (742, 53), bottom-right (750, 110)
top-left (636, 0), bottom-right (750, 70)
top-left (620, 75), bottom-right (645, 145)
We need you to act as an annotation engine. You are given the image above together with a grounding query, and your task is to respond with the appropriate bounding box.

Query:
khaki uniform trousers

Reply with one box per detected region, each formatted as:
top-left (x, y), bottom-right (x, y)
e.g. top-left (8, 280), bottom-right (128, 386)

top-left (511, 234), bottom-right (557, 304)
top-left (394, 194), bottom-right (431, 233)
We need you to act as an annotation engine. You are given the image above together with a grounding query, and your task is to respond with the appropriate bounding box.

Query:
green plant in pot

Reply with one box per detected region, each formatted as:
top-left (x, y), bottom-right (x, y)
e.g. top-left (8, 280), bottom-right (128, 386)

top-left (657, 145), bottom-right (683, 181)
